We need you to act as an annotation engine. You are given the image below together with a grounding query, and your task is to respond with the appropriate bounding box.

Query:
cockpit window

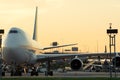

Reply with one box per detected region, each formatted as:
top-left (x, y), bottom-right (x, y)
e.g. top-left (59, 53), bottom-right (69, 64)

top-left (9, 30), bottom-right (18, 33)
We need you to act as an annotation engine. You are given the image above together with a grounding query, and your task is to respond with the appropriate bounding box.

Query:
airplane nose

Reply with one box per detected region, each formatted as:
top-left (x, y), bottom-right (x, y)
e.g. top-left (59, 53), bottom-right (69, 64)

top-left (2, 47), bottom-right (29, 64)
top-left (4, 33), bottom-right (30, 48)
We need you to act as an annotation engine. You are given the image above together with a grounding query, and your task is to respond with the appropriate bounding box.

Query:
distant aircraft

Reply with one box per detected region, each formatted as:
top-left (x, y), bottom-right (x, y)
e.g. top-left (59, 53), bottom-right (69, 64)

top-left (1, 6), bottom-right (120, 76)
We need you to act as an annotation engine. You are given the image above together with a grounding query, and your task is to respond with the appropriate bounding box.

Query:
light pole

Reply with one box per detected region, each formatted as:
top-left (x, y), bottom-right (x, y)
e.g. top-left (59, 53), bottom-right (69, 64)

top-left (107, 23), bottom-right (118, 78)
top-left (0, 29), bottom-right (4, 77)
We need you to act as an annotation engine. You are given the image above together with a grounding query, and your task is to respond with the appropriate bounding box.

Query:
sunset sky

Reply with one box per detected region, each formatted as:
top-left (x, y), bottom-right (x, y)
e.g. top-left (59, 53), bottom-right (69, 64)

top-left (0, 0), bottom-right (120, 53)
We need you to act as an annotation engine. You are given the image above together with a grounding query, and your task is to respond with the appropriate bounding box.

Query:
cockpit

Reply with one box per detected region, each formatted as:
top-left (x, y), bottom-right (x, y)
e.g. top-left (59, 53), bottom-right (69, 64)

top-left (9, 30), bottom-right (18, 33)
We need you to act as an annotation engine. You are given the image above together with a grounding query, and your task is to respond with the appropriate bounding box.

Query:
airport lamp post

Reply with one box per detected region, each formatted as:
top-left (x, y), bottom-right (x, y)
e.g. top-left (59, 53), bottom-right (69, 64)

top-left (107, 23), bottom-right (118, 78)
top-left (0, 29), bottom-right (4, 77)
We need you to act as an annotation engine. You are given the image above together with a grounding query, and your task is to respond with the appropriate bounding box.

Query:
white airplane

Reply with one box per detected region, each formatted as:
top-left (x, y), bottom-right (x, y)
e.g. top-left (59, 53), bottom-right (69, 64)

top-left (1, 7), bottom-right (82, 76)
top-left (1, 7), bottom-right (120, 76)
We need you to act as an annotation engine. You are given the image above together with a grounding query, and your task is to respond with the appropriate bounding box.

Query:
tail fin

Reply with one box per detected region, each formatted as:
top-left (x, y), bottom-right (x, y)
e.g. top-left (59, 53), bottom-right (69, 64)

top-left (33, 6), bottom-right (38, 41)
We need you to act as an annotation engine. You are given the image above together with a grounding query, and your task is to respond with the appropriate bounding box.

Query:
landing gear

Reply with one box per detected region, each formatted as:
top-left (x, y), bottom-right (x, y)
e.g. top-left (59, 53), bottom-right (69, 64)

top-left (2, 71), bottom-right (5, 76)
top-left (10, 66), bottom-right (22, 76)
top-left (11, 70), bottom-right (22, 76)
top-left (31, 71), bottom-right (38, 76)
top-left (45, 71), bottom-right (53, 76)
top-left (0, 58), bottom-right (5, 76)
top-left (30, 67), bottom-right (38, 76)
top-left (1, 67), bottom-right (5, 76)
top-left (45, 57), bottom-right (53, 76)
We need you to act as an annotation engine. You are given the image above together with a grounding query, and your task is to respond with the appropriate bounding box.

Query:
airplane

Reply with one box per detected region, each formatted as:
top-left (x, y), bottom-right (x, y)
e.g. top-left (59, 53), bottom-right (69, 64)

top-left (1, 6), bottom-right (81, 76)
top-left (1, 6), bottom-right (120, 76)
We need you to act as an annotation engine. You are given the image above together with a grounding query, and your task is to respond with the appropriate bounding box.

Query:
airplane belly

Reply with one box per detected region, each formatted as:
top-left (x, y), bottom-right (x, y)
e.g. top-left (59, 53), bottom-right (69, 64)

top-left (2, 47), bottom-right (30, 65)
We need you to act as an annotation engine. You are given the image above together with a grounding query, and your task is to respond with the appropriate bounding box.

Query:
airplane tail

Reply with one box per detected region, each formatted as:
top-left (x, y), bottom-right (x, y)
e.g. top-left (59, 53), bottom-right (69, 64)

top-left (33, 6), bottom-right (38, 41)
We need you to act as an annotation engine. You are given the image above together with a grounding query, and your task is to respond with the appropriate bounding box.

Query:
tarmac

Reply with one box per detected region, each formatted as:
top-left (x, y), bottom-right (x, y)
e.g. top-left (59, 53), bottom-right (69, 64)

top-left (1, 71), bottom-right (120, 78)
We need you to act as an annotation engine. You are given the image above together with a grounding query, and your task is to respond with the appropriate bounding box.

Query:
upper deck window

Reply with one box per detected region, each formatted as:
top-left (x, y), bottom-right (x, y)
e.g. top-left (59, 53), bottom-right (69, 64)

top-left (9, 30), bottom-right (18, 33)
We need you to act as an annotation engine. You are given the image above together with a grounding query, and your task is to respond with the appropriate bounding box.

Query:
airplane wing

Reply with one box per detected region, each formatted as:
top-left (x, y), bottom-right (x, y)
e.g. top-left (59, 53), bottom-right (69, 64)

top-left (36, 52), bottom-right (120, 62)
top-left (42, 43), bottom-right (77, 50)
top-left (22, 43), bottom-right (77, 51)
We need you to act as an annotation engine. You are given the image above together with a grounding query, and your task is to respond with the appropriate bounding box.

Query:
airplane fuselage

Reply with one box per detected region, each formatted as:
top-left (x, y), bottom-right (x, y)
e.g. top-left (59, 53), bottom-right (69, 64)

top-left (2, 27), bottom-right (37, 65)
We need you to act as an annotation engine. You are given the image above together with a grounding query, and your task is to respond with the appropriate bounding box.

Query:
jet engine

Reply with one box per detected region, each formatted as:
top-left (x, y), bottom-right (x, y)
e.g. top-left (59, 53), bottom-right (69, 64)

top-left (112, 56), bottom-right (120, 67)
top-left (70, 56), bottom-right (83, 70)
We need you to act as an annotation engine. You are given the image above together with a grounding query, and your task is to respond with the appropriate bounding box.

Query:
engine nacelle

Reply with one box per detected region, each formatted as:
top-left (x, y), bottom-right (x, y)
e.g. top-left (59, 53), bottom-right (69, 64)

top-left (70, 57), bottom-right (83, 70)
top-left (112, 56), bottom-right (120, 67)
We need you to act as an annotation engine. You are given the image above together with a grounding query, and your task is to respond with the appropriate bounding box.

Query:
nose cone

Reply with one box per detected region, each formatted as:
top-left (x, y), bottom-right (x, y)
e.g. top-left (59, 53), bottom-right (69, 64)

top-left (2, 27), bottom-right (31, 64)
top-left (3, 27), bottom-right (30, 48)
top-left (2, 47), bottom-right (30, 65)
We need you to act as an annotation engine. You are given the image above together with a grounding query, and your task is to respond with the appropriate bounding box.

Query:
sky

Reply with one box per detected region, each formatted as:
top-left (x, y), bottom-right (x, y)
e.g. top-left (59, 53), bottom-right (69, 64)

top-left (0, 0), bottom-right (120, 53)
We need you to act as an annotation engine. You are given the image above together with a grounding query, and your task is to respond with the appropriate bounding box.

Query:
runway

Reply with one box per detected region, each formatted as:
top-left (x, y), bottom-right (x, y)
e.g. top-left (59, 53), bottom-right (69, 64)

top-left (2, 71), bottom-right (120, 78)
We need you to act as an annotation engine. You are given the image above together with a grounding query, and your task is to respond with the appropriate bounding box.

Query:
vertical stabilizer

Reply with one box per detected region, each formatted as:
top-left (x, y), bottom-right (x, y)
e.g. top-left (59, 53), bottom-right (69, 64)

top-left (33, 6), bottom-right (38, 41)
